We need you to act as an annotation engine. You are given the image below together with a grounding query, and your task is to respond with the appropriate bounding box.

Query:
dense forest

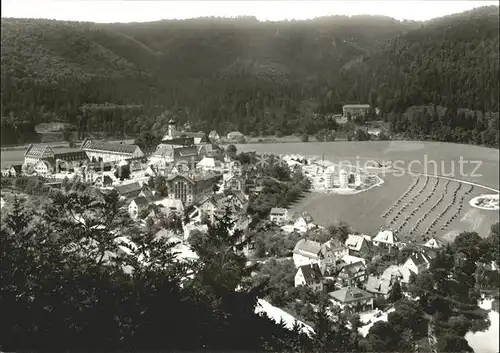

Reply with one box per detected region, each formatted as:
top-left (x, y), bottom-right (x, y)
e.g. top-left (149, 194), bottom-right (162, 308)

top-left (1, 6), bottom-right (499, 146)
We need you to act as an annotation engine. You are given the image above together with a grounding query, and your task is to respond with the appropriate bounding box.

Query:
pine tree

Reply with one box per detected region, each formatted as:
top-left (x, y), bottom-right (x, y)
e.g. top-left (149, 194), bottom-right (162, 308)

top-left (388, 280), bottom-right (403, 303)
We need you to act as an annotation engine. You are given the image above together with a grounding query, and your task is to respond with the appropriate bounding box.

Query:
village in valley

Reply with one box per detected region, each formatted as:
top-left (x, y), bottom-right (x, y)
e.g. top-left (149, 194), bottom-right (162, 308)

top-left (2, 104), bottom-right (484, 339)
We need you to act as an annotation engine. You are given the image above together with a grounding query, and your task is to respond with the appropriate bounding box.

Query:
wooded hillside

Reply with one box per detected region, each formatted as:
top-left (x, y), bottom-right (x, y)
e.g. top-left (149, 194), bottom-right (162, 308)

top-left (1, 7), bottom-right (498, 146)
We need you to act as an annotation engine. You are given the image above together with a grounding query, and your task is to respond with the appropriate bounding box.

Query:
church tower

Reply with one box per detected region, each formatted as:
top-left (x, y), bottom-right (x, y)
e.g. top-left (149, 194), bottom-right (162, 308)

top-left (167, 119), bottom-right (176, 139)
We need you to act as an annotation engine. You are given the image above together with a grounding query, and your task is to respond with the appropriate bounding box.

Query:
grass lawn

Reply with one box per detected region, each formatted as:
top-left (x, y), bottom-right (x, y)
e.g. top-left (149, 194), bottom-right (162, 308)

top-left (288, 173), bottom-right (414, 235)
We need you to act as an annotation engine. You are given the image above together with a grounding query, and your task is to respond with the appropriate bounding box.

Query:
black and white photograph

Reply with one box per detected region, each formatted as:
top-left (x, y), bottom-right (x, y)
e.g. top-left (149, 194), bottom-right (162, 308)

top-left (1, 0), bottom-right (499, 352)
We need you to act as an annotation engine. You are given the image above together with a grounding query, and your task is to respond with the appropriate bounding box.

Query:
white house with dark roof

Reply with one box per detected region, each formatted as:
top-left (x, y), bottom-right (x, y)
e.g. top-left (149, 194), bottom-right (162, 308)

top-left (293, 239), bottom-right (322, 268)
top-left (403, 252), bottom-right (430, 275)
top-left (335, 261), bottom-right (367, 288)
top-left (270, 207), bottom-right (288, 224)
top-left (372, 230), bottom-right (399, 249)
top-left (154, 198), bottom-right (184, 214)
top-left (295, 263), bottom-right (324, 291)
top-left (321, 238), bottom-right (349, 263)
top-left (197, 157), bottom-right (221, 171)
top-left (150, 145), bottom-right (175, 165)
top-left (93, 175), bottom-right (113, 188)
top-left (225, 175), bottom-right (244, 192)
top-left (166, 173), bottom-right (220, 206)
top-left (81, 138), bottom-right (144, 163)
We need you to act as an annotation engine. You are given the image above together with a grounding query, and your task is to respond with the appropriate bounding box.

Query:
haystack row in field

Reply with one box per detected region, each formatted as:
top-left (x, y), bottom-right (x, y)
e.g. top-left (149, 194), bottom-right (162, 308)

top-left (439, 183), bottom-right (462, 230)
top-left (423, 179), bottom-right (450, 236)
top-left (394, 178), bottom-right (439, 236)
top-left (387, 176), bottom-right (430, 226)
top-left (382, 176), bottom-right (419, 218)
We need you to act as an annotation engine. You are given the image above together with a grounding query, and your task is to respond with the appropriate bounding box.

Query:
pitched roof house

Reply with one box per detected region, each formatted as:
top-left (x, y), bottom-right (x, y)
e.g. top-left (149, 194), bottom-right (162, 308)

top-left (128, 196), bottom-right (150, 219)
top-left (24, 144), bottom-right (55, 160)
top-left (293, 239), bottom-right (322, 268)
top-left (295, 263), bottom-right (324, 291)
top-left (372, 230), bottom-right (399, 248)
top-left (9, 165), bottom-right (22, 176)
top-left (114, 182), bottom-right (143, 199)
top-left (345, 234), bottom-right (372, 257)
top-left (403, 252), bottom-right (430, 275)
top-left (93, 175), bottom-right (113, 188)
top-left (382, 265), bottom-right (414, 284)
top-left (335, 261), bottom-right (367, 288)
top-left (329, 286), bottom-right (374, 312)
top-left (81, 139), bottom-right (144, 162)
top-left (423, 237), bottom-right (444, 249)
top-left (365, 275), bottom-right (393, 298)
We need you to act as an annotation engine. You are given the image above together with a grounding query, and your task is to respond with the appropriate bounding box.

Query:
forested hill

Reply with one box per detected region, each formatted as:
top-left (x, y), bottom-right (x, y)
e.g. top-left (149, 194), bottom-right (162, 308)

top-left (0, 8), bottom-right (498, 146)
top-left (339, 5), bottom-right (500, 146)
top-left (341, 6), bottom-right (499, 113)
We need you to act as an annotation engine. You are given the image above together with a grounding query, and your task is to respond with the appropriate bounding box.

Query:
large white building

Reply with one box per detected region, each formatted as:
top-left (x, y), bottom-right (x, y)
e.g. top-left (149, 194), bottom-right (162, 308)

top-left (324, 166), bottom-right (335, 189)
top-left (81, 139), bottom-right (144, 163)
top-left (342, 104), bottom-right (371, 118)
top-left (339, 169), bottom-right (349, 188)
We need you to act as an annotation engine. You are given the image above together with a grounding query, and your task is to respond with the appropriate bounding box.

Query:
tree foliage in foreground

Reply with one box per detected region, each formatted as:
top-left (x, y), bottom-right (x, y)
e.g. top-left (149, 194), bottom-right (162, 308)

top-left (0, 190), bottom-right (311, 351)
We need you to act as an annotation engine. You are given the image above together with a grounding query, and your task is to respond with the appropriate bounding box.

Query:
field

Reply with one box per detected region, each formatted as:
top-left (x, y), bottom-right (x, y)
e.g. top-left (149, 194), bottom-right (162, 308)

top-left (238, 141), bottom-right (499, 240)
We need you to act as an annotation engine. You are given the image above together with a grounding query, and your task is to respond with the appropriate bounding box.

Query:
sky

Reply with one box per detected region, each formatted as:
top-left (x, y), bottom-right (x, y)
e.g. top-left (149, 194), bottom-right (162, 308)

top-left (1, 0), bottom-right (498, 23)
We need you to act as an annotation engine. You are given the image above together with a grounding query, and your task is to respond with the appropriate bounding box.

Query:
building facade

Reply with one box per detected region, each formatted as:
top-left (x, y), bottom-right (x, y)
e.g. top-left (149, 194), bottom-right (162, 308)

top-left (269, 208), bottom-right (288, 224)
top-left (24, 144), bottom-right (56, 168)
top-left (81, 139), bottom-right (144, 163)
top-left (342, 104), bottom-right (371, 118)
top-left (166, 174), bottom-right (219, 206)
top-left (295, 264), bottom-right (324, 291)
